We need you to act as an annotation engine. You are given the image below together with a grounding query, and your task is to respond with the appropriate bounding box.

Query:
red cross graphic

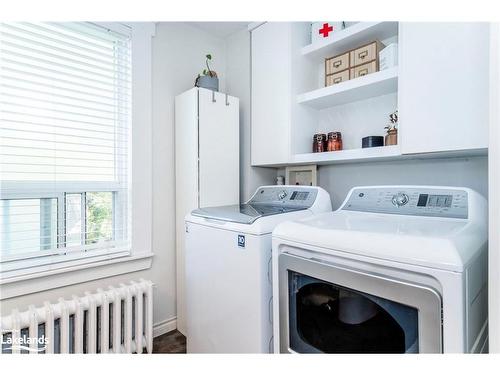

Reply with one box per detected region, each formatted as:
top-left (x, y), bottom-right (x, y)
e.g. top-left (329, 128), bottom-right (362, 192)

top-left (318, 23), bottom-right (334, 38)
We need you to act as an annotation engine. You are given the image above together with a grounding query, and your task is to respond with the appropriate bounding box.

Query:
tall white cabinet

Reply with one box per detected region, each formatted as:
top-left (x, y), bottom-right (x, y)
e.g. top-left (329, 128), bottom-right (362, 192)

top-left (251, 22), bottom-right (317, 166)
top-left (175, 87), bottom-right (240, 334)
top-left (251, 22), bottom-right (290, 166)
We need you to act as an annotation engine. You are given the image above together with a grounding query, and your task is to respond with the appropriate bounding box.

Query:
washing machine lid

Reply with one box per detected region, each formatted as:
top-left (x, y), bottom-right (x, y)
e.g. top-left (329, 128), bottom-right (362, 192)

top-left (273, 210), bottom-right (486, 272)
top-left (189, 185), bottom-right (332, 227)
top-left (191, 204), bottom-right (305, 225)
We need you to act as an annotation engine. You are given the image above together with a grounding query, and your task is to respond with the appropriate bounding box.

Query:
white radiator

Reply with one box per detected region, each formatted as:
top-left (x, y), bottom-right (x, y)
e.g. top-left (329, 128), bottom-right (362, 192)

top-left (0, 279), bottom-right (154, 354)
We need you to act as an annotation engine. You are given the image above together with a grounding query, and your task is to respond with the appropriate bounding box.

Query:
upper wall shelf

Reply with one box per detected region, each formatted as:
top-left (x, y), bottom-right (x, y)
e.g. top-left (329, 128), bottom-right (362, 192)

top-left (297, 67), bottom-right (398, 109)
top-left (293, 145), bottom-right (402, 165)
top-left (302, 22), bottom-right (399, 60)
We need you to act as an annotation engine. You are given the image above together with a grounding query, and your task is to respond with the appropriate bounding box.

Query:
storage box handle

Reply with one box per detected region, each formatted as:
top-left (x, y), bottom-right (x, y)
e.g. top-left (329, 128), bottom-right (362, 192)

top-left (358, 50), bottom-right (368, 59)
top-left (359, 68), bottom-right (369, 76)
top-left (333, 77), bottom-right (343, 84)
top-left (333, 60), bottom-right (342, 68)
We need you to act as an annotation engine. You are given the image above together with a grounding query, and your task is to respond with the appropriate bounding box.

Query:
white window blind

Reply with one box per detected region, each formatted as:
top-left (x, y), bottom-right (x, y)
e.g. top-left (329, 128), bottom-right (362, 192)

top-left (0, 22), bottom-right (132, 269)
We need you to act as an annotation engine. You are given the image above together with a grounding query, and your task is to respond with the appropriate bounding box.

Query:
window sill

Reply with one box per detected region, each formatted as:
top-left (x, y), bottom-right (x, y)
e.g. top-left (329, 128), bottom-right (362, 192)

top-left (0, 252), bottom-right (154, 300)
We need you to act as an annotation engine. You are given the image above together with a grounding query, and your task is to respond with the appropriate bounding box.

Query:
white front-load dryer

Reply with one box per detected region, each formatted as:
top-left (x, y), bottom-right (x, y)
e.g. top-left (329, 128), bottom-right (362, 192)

top-left (184, 185), bottom-right (332, 353)
top-left (272, 186), bottom-right (488, 354)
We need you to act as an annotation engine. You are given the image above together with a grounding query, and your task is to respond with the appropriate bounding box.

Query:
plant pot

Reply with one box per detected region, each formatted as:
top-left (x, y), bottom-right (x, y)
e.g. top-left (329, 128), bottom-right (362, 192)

top-left (196, 75), bottom-right (219, 92)
top-left (385, 129), bottom-right (398, 146)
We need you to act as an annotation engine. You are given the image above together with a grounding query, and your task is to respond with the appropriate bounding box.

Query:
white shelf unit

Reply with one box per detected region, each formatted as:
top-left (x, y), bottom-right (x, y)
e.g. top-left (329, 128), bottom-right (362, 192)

top-left (290, 22), bottom-right (400, 165)
top-left (302, 22), bottom-right (399, 60)
top-left (297, 67), bottom-right (398, 109)
top-left (250, 22), bottom-right (489, 168)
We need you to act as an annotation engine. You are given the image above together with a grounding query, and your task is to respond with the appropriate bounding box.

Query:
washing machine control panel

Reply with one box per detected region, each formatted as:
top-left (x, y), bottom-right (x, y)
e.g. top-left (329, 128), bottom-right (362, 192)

top-left (342, 187), bottom-right (469, 219)
top-left (249, 186), bottom-right (318, 208)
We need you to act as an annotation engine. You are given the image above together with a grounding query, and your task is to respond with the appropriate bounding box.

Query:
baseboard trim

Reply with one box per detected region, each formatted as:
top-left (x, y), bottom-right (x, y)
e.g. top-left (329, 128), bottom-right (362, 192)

top-left (153, 317), bottom-right (177, 338)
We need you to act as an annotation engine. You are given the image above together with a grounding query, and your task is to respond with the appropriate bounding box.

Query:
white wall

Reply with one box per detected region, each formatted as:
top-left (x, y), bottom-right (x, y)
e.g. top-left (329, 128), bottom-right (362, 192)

top-left (318, 156), bottom-right (488, 210)
top-left (225, 28), bottom-right (276, 202)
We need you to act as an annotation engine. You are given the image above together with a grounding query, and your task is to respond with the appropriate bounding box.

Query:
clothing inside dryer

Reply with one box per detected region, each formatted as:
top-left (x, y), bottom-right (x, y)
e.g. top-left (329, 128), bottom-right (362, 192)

top-left (288, 272), bottom-right (419, 353)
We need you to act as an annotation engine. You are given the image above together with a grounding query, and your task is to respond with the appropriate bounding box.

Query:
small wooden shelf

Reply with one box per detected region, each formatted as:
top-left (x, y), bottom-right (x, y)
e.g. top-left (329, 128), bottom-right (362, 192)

top-left (302, 22), bottom-right (399, 60)
top-left (293, 145), bottom-right (401, 165)
top-left (297, 67), bottom-right (398, 109)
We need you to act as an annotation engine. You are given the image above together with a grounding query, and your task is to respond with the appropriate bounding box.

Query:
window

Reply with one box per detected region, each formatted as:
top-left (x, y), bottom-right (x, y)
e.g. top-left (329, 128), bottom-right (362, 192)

top-left (0, 22), bottom-right (132, 272)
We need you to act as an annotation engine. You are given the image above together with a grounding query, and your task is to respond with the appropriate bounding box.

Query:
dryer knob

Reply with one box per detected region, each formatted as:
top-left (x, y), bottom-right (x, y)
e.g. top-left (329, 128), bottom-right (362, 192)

top-left (278, 190), bottom-right (287, 200)
top-left (392, 193), bottom-right (409, 207)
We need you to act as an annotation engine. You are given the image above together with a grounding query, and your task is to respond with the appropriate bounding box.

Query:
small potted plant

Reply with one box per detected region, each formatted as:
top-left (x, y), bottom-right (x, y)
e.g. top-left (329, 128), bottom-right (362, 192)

top-left (195, 54), bottom-right (219, 92)
top-left (384, 110), bottom-right (398, 146)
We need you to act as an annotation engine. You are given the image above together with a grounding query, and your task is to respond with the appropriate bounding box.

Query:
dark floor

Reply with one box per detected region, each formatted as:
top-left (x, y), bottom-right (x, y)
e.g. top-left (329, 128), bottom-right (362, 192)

top-left (153, 330), bottom-right (186, 353)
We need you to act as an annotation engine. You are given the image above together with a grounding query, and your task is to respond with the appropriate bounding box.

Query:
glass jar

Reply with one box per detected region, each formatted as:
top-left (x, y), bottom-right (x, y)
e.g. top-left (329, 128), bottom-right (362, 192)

top-left (327, 132), bottom-right (343, 151)
top-left (313, 133), bottom-right (327, 153)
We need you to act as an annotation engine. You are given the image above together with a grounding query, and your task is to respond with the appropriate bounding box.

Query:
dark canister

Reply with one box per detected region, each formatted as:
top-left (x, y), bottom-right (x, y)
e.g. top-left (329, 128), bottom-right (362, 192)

top-left (362, 136), bottom-right (384, 148)
top-left (313, 133), bottom-right (327, 153)
top-left (327, 132), bottom-right (343, 151)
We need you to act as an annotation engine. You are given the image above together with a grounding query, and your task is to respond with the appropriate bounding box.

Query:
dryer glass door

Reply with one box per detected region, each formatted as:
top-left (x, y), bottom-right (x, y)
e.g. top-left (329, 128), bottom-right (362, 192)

top-left (278, 254), bottom-right (442, 353)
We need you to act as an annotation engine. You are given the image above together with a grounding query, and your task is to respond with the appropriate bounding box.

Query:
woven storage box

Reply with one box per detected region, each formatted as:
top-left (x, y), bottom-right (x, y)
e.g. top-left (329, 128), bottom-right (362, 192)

top-left (325, 40), bottom-right (384, 87)
top-left (325, 52), bottom-right (349, 75)
top-left (350, 41), bottom-right (384, 67)
top-left (326, 70), bottom-right (350, 86)
top-left (350, 61), bottom-right (378, 79)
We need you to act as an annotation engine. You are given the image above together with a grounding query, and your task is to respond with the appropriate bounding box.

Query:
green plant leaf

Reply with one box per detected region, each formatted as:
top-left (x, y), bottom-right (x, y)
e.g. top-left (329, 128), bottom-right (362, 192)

top-left (206, 54), bottom-right (212, 60)
top-left (202, 69), bottom-right (207, 75)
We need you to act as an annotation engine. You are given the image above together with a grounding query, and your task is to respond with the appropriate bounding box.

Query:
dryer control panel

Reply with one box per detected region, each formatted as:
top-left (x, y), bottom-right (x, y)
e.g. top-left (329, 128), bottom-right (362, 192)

top-left (341, 187), bottom-right (469, 219)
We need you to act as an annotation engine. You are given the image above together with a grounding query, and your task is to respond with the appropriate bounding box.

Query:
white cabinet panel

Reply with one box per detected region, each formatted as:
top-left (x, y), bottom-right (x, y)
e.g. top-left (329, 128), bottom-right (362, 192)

top-left (174, 89), bottom-right (198, 335)
top-left (251, 22), bottom-right (291, 165)
top-left (399, 23), bottom-right (489, 154)
top-left (174, 87), bottom-right (239, 335)
top-left (198, 89), bottom-right (240, 207)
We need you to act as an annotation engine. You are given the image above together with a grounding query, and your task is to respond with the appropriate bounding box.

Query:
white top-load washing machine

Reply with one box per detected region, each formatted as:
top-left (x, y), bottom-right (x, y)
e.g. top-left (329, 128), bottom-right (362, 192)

top-left (272, 186), bottom-right (488, 354)
top-left (184, 185), bottom-right (332, 353)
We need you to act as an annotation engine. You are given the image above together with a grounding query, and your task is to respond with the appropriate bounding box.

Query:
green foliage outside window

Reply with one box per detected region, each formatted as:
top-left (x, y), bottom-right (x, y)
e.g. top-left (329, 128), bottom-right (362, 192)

top-left (86, 192), bottom-right (113, 244)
